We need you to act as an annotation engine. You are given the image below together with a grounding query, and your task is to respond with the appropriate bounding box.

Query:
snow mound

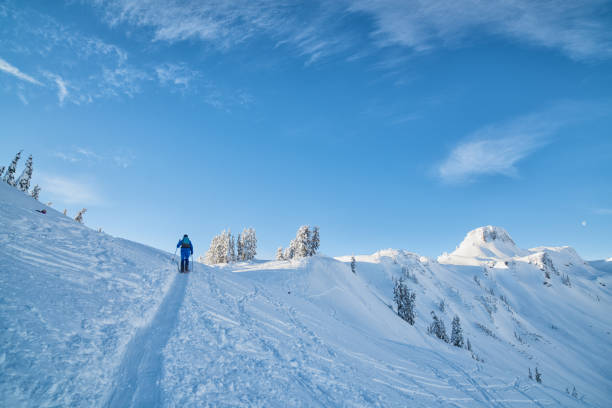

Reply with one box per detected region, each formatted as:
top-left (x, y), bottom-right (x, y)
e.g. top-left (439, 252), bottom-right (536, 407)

top-left (439, 226), bottom-right (528, 265)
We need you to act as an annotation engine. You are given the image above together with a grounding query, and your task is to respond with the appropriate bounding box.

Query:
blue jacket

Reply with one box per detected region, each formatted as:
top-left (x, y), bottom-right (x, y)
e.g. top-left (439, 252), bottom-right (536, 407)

top-left (177, 238), bottom-right (193, 259)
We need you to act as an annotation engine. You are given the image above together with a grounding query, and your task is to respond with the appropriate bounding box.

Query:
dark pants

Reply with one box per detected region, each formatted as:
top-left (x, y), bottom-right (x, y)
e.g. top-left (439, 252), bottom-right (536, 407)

top-left (181, 258), bottom-right (189, 272)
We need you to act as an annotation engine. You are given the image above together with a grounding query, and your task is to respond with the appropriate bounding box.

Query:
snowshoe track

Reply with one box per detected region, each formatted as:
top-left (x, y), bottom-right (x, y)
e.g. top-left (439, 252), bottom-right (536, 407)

top-left (105, 271), bottom-right (188, 408)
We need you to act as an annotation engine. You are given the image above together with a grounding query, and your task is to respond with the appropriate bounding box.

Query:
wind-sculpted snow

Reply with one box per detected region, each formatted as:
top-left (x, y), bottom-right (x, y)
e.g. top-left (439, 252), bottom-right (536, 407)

top-left (1, 182), bottom-right (611, 407)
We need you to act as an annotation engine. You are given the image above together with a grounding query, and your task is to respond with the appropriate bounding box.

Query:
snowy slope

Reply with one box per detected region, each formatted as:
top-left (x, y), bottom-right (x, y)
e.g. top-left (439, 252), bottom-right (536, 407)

top-left (1, 184), bottom-right (611, 407)
top-left (0, 182), bottom-right (178, 406)
top-left (589, 258), bottom-right (612, 274)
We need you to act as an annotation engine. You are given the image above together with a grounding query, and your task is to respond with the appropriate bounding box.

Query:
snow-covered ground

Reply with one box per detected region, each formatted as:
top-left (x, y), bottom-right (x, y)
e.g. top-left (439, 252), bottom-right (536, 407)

top-left (1, 183), bottom-right (611, 407)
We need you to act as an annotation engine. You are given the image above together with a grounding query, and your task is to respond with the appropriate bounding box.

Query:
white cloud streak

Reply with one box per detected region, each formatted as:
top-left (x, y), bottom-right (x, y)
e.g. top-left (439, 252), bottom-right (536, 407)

top-left (0, 57), bottom-right (42, 85)
top-left (155, 63), bottom-right (197, 89)
top-left (44, 72), bottom-right (69, 105)
top-left (89, 0), bottom-right (612, 62)
top-left (92, 0), bottom-right (351, 63)
top-left (437, 101), bottom-right (606, 183)
top-left (347, 0), bottom-right (612, 60)
top-left (40, 175), bottom-right (102, 205)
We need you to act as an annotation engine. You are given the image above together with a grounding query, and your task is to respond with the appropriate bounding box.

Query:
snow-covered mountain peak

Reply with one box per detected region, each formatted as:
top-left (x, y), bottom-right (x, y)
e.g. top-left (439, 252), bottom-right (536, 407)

top-left (439, 225), bottom-right (528, 265)
top-left (468, 225), bottom-right (515, 245)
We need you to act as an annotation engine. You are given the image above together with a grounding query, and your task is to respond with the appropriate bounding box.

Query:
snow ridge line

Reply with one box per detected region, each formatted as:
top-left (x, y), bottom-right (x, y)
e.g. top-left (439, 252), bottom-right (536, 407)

top-left (104, 270), bottom-right (188, 408)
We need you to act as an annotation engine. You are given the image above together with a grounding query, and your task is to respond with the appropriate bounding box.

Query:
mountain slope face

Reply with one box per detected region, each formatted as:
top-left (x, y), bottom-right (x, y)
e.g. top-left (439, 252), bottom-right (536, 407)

top-left (1, 184), bottom-right (611, 407)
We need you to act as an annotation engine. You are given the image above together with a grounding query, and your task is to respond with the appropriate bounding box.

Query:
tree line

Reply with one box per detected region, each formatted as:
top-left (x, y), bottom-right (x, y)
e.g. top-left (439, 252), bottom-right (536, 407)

top-left (1, 150), bottom-right (40, 199)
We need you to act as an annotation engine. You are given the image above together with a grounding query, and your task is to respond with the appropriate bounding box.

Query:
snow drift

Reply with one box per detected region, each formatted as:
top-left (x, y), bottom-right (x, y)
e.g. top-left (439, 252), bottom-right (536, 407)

top-left (1, 183), bottom-right (611, 407)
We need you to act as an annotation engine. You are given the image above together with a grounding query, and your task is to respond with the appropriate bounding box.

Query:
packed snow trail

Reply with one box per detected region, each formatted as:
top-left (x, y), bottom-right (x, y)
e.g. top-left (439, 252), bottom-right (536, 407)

top-left (105, 272), bottom-right (187, 408)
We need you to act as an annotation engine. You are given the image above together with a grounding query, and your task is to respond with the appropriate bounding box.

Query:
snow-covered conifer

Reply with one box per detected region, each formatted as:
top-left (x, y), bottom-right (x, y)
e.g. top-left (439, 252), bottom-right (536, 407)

top-left (4, 150), bottom-right (22, 186)
top-left (451, 315), bottom-right (464, 347)
top-left (227, 230), bottom-right (236, 263)
top-left (241, 228), bottom-right (257, 261)
top-left (528, 368), bottom-right (533, 380)
top-left (75, 208), bottom-right (87, 224)
top-left (535, 367), bottom-right (542, 383)
top-left (0, 166), bottom-right (4, 178)
top-left (284, 245), bottom-right (295, 260)
top-left (466, 338), bottom-right (472, 351)
top-left (17, 155), bottom-right (33, 192)
top-left (350, 256), bottom-right (356, 274)
top-left (309, 226), bottom-right (320, 256)
top-left (294, 225), bottom-right (310, 258)
top-left (276, 247), bottom-right (285, 260)
top-left (393, 278), bottom-right (416, 325)
top-left (30, 185), bottom-right (41, 200)
top-left (428, 311), bottom-right (449, 342)
top-left (205, 234), bottom-right (221, 264)
top-left (237, 232), bottom-right (244, 261)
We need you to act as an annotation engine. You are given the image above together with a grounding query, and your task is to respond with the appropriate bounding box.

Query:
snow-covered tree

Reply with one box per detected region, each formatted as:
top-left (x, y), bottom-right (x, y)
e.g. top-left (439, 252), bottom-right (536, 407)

top-left (535, 367), bottom-right (542, 383)
top-left (350, 256), bottom-right (356, 274)
top-left (451, 315), bottom-right (464, 347)
top-left (309, 226), bottom-right (320, 256)
top-left (30, 185), bottom-right (41, 200)
top-left (0, 166), bottom-right (5, 178)
top-left (466, 338), bottom-right (472, 352)
top-left (393, 278), bottom-right (416, 325)
top-left (428, 311), bottom-right (449, 342)
top-left (227, 230), bottom-right (236, 263)
top-left (4, 150), bottom-right (22, 186)
top-left (75, 208), bottom-right (87, 224)
top-left (295, 225), bottom-right (310, 258)
top-left (528, 368), bottom-right (533, 380)
top-left (236, 232), bottom-right (244, 261)
top-left (17, 154), bottom-right (33, 192)
top-left (206, 229), bottom-right (237, 264)
top-left (276, 247), bottom-right (285, 260)
top-left (284, 245), bottom-right (295, 260)
top-left (281, 225), bottom-right (319, 260)
top-left (241, 228), bottom-right (257, 261)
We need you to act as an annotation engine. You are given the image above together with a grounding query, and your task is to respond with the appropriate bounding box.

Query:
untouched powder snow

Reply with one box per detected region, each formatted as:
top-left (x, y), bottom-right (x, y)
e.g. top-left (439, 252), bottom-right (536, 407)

top-left (1, 183), bottom-right (611, 407)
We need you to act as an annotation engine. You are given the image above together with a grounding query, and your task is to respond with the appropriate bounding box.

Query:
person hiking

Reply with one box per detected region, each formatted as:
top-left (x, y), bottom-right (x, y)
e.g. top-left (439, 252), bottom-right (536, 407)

top-left (176, 234), bottom-right (194, 272)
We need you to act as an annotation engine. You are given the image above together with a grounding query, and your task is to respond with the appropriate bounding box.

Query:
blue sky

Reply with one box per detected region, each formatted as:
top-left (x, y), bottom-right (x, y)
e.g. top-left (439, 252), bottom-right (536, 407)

top-left (1, 0), bottom-right (611, 260)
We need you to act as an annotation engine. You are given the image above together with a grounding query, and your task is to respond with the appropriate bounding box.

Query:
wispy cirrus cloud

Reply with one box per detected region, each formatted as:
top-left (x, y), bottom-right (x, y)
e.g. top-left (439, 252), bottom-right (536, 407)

top-left (348, 0), bottom-right (612, 60)
top-left (437, 101), bottom-right (608, 183)
top-left (54, 147), bottom-right (133, 168)
top-left (90, 0), bottom-right (612, 63)
top-left (91, 0), bottom-right (353, 63)
top-left (40, 175), bottom-right (102, 205)
top-left (1, 2), bottom-right (146, 104)
top-left (0, 57), bottom-right (42, 85)
top-left (43, 72), bottom-right (69, 105)
top-left (155, 63), bottom-right (198, 90)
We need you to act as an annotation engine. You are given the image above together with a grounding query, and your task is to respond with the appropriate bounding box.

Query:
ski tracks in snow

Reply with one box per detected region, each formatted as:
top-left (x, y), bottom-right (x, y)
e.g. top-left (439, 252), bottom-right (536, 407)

top-left (105, 271), bottom-right (188, 408)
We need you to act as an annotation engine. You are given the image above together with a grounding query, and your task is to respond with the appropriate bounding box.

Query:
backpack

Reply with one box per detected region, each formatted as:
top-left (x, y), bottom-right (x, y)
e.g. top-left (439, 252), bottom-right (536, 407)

top-left (181, 237), bottom-right (191, 248)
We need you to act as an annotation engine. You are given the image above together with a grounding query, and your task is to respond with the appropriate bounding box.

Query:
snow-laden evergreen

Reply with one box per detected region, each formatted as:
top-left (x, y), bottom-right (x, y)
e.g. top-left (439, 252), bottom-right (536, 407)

top-left (238, 227), bottom-right (257, 261)
top-left (1, 186), bottom-right (610, 407)
top-left (3, 150), bottom-right (22, 186)
top-left (16, 154), bottom-right (33, 192)
top-left (30, 184), bottom-right (41, 200)
top-left (282, 225), bottom-right (319, 260)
